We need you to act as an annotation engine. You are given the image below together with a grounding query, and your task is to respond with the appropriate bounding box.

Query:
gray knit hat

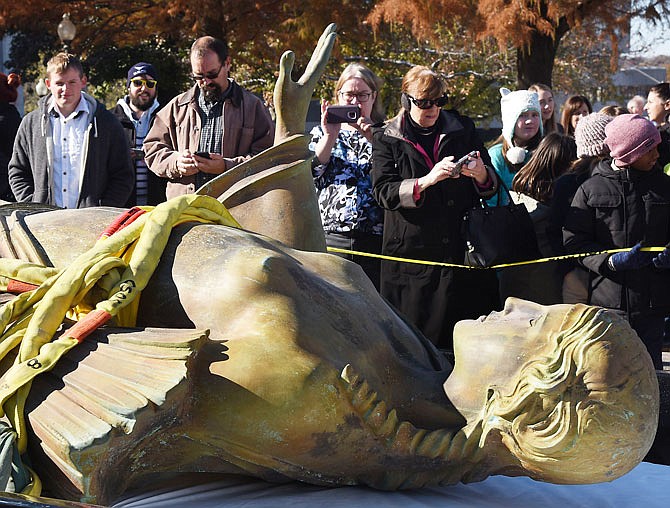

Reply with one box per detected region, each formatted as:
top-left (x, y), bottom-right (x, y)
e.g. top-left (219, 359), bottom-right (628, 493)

top-left (574, 113), bottom-right (613, 158)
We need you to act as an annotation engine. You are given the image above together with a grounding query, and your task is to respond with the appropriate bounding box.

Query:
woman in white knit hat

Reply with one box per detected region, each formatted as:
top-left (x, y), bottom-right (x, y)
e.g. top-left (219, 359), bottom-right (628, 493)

top-left (487, 87), bottom-right (543, 205)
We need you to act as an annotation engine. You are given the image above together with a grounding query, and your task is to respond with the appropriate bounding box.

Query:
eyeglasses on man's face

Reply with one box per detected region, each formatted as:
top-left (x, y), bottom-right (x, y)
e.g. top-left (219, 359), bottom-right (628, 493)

top-left (130, 78), bottom-right (157, 89)
top-left (339, 91), bottom-right (373, 103)
top-left (191, 64), bottom-right (224, 82)
top-left (406, 94), bottom-right (448, 110)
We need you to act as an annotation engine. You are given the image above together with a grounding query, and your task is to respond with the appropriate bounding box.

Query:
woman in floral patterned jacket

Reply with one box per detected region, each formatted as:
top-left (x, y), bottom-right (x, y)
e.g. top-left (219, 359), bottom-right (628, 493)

top-left (309, 63), bottom-right (386, 289)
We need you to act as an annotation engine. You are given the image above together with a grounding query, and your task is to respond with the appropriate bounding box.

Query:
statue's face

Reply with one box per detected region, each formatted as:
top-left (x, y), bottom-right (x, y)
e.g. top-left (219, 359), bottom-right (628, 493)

top-left (444, 297), bottom-right (658, 485)
top-left (444, 298), bottom-right (573, 420)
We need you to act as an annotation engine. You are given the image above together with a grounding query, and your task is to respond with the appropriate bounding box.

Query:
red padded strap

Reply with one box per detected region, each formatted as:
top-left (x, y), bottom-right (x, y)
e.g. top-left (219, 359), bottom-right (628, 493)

top-left (61, 309), bottom-right (112, 343)
top-left (98, 207), bottom-right (146, 239)
top-left (6, 279), bottom-right (39, 294)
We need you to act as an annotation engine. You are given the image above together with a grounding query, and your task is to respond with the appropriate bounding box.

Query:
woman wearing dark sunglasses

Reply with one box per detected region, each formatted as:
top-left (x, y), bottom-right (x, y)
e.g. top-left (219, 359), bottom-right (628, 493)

top-left (371, 65), bottom-right (501, 350)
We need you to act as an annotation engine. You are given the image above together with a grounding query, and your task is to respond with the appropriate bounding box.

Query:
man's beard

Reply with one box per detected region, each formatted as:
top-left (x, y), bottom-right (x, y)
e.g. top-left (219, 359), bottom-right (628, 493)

top-left (201, 82), bottom-right (224, 103)
top-left (130, 94), bottom-right (155, 111)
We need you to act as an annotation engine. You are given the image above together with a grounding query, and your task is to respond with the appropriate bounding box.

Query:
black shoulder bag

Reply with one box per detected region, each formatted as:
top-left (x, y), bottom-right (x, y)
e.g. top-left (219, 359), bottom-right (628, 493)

top-left (462, 180), bottom-right (540, 268)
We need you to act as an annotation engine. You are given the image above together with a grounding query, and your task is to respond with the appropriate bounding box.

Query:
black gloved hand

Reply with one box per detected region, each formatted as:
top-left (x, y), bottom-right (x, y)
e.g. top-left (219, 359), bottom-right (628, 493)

top-left (607, 243), bottom-right (655, 271)
top-left (653, 246), bottom-right (670, 269)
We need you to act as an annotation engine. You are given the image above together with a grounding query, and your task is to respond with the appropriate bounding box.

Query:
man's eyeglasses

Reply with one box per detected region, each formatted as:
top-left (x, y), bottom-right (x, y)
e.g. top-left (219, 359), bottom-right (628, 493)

top-left (130, 79), bottom-right (157, 89)
top-left (406, 94), bottom-right (448, 110)
top-left (339, 91), bottom-right (373, 103)
top-left (191, 64), bottom-right (223, 82)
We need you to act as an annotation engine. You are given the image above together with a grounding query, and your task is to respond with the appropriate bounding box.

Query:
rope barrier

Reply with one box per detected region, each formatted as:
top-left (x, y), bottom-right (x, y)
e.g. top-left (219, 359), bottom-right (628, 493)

top-left (327, 246), bottom-right (666, 270)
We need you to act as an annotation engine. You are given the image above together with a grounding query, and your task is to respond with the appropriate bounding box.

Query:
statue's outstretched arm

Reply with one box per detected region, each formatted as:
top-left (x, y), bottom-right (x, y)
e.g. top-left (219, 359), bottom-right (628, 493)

top-left (273, 23), bottom-right (337, 144)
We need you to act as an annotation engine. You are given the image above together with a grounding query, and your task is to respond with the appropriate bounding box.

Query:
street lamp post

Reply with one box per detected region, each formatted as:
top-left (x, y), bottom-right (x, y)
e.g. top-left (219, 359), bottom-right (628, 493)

top-left (57, 13), bottom-right (76, 52)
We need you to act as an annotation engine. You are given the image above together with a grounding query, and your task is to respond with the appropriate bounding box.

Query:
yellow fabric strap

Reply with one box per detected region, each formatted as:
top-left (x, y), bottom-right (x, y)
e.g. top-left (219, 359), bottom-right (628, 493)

top-left (0, 259), bottom-right (59, 290)
top-left (21, 466), bottom-right (41, 497)
top-left (0, 195), bottom-right (240, 494)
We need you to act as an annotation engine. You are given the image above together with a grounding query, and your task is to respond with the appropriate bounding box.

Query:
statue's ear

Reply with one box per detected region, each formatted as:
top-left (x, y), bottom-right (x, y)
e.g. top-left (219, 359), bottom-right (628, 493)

top-left (497, 314), bottom-right (659, 485)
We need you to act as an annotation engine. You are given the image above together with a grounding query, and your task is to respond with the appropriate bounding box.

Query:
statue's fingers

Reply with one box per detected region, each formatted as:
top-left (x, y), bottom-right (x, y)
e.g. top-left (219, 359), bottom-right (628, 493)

top-left (313, 23), bottom-right (337, 61)
top-left (303, 24), bottom-right (337, 76)
top-left (298, 29), bottom-right (337, 86)
top-left (277, 50), bottom-right (296, 88)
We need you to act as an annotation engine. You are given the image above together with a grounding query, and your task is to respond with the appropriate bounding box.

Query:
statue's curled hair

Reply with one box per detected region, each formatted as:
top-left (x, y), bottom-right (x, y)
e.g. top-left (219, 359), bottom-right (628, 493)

top-left (480, 305), bottom-right (658, 484)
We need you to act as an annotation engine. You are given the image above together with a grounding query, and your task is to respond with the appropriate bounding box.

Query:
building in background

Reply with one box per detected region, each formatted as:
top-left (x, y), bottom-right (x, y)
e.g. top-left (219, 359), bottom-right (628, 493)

top-left (612, 66), bottom-right (667, 100)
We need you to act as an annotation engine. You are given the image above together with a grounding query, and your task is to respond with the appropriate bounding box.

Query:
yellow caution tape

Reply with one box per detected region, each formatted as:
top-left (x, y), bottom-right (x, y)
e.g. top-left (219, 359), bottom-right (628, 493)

top-left (327, 246), bottom-right (666, 270)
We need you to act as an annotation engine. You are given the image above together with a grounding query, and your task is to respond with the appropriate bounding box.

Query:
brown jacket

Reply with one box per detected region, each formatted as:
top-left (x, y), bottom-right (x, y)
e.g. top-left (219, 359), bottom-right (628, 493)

top-left (144, 81), bottom-right (274, 199)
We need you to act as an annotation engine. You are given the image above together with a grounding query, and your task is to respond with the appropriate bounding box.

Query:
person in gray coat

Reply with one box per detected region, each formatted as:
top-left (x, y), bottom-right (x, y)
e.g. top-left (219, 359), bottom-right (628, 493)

top-left (9, 53), bottom-right (133, 208)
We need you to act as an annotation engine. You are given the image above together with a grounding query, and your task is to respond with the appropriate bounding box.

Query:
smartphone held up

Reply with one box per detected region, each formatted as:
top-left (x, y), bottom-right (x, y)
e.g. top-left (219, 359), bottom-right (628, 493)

top-left (326, 105), bottom-right (361, 124)
top-left (453, 151), bottom-right (479, 174)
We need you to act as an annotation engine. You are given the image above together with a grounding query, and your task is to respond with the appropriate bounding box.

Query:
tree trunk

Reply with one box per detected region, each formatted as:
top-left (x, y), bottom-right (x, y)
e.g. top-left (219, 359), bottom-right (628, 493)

top-left (516, 29), bottom-right (562, 88)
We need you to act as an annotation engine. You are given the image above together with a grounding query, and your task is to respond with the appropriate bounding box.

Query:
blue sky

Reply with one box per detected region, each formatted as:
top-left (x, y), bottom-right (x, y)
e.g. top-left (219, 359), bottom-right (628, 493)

top-left (629, 16), bottom-right (670, 57)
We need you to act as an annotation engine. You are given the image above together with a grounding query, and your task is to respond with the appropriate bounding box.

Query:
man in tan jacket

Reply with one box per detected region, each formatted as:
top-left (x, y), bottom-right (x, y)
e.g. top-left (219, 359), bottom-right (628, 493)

top-left (144, 36), bottom-right (274, 199)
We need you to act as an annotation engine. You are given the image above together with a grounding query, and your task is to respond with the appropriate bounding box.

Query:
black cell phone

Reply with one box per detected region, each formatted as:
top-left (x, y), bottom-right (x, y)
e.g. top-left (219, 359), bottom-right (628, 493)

top-left (130, 148), bottom-right (145, 159)
top-left (453, 151), bottom-right (479, 174)
top-left (326, 105), bottom-right (361, 124)
top-left (193, 151), bottom-right (211, 159)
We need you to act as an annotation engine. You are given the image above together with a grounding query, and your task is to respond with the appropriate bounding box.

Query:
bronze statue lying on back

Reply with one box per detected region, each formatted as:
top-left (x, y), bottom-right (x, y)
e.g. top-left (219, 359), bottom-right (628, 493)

top-left (0, 24), bottom-right (660, 505)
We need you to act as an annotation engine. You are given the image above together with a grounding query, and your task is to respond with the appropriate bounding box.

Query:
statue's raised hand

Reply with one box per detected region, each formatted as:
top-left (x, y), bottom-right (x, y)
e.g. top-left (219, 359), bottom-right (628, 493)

top-left (273, 24), bottom-right (337, 144)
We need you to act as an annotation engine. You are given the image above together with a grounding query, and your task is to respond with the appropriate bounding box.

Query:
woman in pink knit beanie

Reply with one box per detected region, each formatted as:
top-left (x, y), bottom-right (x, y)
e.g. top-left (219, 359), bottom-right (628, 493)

top-left (605, 113), bottom-right (661, 170)
top-left (563, 113), bottom-right (670, 369)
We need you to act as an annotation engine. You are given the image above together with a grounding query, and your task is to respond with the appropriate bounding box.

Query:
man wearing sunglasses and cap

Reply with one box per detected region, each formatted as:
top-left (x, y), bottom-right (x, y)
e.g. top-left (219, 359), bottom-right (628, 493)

top-left (144, 36), bottom-right (274, 199)
top-left (112, 62), bottom-right (166, 206)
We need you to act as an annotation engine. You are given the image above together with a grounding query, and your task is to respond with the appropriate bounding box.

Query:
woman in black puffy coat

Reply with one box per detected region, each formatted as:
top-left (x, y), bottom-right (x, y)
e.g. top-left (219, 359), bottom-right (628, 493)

top-left (563, 114), bottom-right (670, 369)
